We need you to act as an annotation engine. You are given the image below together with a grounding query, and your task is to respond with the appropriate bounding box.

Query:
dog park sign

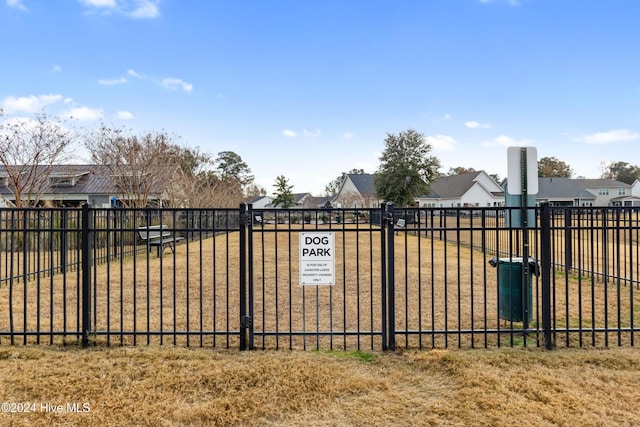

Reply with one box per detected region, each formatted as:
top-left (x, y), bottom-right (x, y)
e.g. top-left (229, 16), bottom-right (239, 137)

top-left (299, 232), bottom-right (335, 285)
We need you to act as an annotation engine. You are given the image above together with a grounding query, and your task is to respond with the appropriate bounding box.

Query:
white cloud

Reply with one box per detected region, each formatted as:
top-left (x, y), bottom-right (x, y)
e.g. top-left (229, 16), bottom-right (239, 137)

top-left (280, 128), bottom-right (321, 138)
top-left (6, 0), bottom-right (28, 11)
top-left (465, 120), bottom-right (491, 129)
top-left (64, 106), bottom-right (104, 121)
top-left (98, 77), bottom-right (127, 85)
top-left (482, 134), bottom-right (533, 147)
top-left (116, 110), bottom-right (134, 120)
top-left (78, 0), bottom-right (116, 8)
top-left (444, 113), bottom-right (452, 120)
top-left (343, 132), bottom-right (355, 140)
top-left (52, 65), bottom-right (62, 72)
top-left (128, 69), bottom-right (144, 78)
top-left (162, 78), bottom-right (193, 93)
top-left (427, 134), bottom-right (457, 151)
top-left (1, 94), bottom-right (63, 114)
top-left (575, 129), bottom-right (639, 144)
top-left (77, 0), bottom-right (159, 19)
top-left (128, 0), bottom-right (159, 19)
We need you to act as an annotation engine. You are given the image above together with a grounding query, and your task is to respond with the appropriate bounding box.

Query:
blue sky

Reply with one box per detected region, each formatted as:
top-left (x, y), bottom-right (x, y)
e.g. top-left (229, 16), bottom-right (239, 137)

top-left (1, 0), bottom-right (639, 196)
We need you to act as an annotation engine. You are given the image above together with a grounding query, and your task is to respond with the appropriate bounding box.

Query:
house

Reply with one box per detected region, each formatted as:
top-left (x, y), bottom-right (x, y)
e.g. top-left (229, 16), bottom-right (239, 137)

top-left (291, 193), bottom-right (336, 209)
top-left (416, 171), bottom-right (505, 208)
top-left (0, 164), bottom-right (180, 207)
top-left (572, 179), bottom-right (632, 206)
top-left (293, 193), bottom-right (314, 208)
top-left (331, 173), bottom-right (382, 208)
top-left (532, 178), bottom-right (597, 207)
top-left (247, 195), bottom-right (273, 209)
top-left (618, 179), bottom-right (640, 207)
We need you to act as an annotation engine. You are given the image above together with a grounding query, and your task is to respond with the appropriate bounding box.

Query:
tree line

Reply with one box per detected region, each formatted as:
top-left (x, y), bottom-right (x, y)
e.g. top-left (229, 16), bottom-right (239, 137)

top-left (0, 111), bottom-right (264, 208)
top-left (323, 130), bottom-right (640, 207)
top-left (1, 111), bottom-right (638, 208)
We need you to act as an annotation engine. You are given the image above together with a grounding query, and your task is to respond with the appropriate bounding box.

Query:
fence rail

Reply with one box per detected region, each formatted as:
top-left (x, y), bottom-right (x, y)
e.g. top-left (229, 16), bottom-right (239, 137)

top-left (0, 204), bottom-right (638, 350)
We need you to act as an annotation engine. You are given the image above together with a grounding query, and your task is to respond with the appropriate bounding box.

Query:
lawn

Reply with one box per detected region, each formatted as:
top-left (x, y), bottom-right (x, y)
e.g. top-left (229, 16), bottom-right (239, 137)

top-left (0, 346), bottom-right (639, 426)
top-left (1, 218), bottom-right (640, 425)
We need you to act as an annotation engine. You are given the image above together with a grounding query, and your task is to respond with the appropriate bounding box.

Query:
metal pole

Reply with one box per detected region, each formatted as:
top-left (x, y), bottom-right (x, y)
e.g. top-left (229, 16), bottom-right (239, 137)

top-left (81, 203), bottom-right (92, 348)
top-left (247, 203), bottom-right (254, 351)
top-left (380, 203), bottom-right (388, 350)
top-left (239, 203), bottom-right (248, 351)
top-left (520, 148), bottom-right (530, 332)
top-left (540, 202), bottom-right (553, 349)
top-left (386, 203), bottom-right (396, 351)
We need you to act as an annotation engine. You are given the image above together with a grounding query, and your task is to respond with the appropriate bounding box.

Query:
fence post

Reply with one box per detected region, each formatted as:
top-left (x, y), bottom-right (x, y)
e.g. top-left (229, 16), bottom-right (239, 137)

top-left (247, 204), bottom-right (254, 351)
top-left (385, 203), bottom-right (396, 351)
top-left (540, 202), bottom-right (553, 350)
top-left (380, 204), bottom-right (388, 350)
top-left (239, 203), bottom-right (252, 351)
top-left (81, 203), bottom-right (92, 348)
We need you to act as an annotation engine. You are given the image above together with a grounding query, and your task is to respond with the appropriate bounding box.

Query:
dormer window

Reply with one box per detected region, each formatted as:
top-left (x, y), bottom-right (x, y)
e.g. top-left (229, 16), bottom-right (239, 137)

top-left (0, 176), bottom-right (7, 187)
top-left (49, 177), bottom-right (75, 186)
top-left (48, 171), bottom-right (89, 187)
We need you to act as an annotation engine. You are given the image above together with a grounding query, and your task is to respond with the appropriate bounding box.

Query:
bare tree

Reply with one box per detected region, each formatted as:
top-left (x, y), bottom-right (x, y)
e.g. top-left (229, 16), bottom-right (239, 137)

top-left (174, 172), bottom-right (244, 208)
top-left (0, 111), bottom-right (77, 207)
top-left (85, 126), bottom-right (181, 207)
top-left (335, 191), bottom-right (365, 208)
top-left (244, 182), bottom-right (267, 199)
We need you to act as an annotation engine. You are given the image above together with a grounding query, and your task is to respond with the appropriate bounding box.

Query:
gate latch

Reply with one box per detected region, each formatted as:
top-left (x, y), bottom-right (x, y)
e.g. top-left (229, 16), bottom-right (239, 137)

top-left (240, 316), bottom-right (253, 328)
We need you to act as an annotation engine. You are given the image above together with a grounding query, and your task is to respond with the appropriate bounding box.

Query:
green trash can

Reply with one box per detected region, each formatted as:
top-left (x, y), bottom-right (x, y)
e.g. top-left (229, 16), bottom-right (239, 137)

top-left (491, 257), bottom-right (535, 322)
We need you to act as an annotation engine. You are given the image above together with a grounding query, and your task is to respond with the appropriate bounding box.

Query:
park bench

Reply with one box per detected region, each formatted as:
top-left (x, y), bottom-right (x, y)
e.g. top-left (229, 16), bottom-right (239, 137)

top-left (138, 225), bottom-right (184, 257)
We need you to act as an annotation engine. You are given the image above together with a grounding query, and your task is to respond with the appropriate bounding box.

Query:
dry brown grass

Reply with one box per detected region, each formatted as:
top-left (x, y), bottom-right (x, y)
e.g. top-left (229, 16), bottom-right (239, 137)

top-left (2, 220), bottom-right (640, 425)
top-left (1, 346), bottom-right (640, 426)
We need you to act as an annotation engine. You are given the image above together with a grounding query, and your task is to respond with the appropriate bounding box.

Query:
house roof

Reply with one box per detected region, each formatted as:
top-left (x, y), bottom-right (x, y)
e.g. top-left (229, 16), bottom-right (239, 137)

top-left (573, 179), bottom-right (629, 189)
top-left (536, 178), bottom-right (596, 199)
top-left (426, 172), bottom-right (484, 198)
top-left (305, 195), bottom-right (334, 207)
top-left (248, 195), bottom-right (271, 204)
top-left (429, 173), bottom-right (475, 198)
top-left (293, 193), bottom-right (311, 203)
top-left (610, 195), bottom-right (640, 202)
top-left (346, 173), bottom-right (376, 196)
top-left (0, 164), bottom-right (177, 197)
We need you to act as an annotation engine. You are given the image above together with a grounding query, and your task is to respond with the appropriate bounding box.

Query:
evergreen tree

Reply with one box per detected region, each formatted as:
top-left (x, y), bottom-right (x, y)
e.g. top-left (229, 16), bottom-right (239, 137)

top-left (374, 129), bottom-right (441, 206)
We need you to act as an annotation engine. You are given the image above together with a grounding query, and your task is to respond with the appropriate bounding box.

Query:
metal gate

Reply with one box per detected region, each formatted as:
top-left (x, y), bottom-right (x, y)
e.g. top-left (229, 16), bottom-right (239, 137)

top-left (239, 203), bottom-right (397, 351)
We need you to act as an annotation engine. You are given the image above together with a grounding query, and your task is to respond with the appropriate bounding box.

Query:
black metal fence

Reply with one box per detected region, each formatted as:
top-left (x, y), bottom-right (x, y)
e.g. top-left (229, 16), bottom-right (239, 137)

top-left (0, 203), bottom-right (638, 350)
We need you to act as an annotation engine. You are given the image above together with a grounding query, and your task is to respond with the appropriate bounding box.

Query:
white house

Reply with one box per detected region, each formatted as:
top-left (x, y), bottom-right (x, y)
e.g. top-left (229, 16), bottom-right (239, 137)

top-left (247, 195), bottom-right (273, 209)
top-left (331, 174), bottom-right (382, 208)
top-left (530, 178), bottom-right (597, 207)
top-left (416, 171), bottom-right (504, 208)
top-left (573, 179), bottom-right (632, 206)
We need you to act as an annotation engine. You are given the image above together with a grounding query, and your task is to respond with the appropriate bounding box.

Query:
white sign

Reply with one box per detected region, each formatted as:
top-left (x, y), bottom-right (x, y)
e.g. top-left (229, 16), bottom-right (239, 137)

top-left (299, 232), bottom-right (335, 285)
top-left (507, 146), bottom-right (538, 195)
